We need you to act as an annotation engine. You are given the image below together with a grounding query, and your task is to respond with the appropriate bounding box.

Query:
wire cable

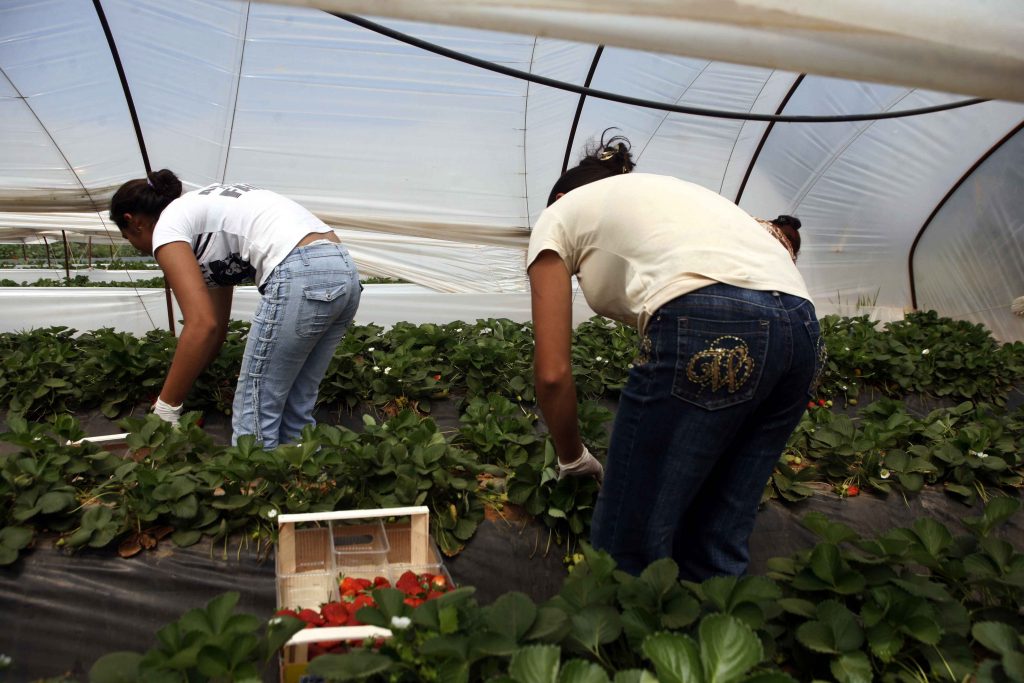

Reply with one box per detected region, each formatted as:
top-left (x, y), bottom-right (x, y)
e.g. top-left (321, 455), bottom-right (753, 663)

top-left (335, 13), bottom-right (988, 123)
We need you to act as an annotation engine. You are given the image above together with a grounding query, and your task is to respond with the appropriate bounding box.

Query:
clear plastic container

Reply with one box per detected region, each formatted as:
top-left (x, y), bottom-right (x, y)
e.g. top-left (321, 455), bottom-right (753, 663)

top-left (276, 526), bottom-right (338, 610)
top-left (332, 519), bottom-right (390, 580)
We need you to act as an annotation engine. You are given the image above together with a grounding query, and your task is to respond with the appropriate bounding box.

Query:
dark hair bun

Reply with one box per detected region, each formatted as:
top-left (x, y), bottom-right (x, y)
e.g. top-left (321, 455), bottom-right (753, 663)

top-left (148, 169), bottom-right (183, 199)
top-left (773, 215), bottom-right (801, 231)
top-left (583, 127), bottom-right (636, 175)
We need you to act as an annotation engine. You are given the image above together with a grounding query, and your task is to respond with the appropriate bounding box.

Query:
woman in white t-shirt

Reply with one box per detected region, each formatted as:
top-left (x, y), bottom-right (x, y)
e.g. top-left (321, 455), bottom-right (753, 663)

top-left (527, 133), bottom-right (821, 580)
top-left (110, 169), bottom-right (361, 449)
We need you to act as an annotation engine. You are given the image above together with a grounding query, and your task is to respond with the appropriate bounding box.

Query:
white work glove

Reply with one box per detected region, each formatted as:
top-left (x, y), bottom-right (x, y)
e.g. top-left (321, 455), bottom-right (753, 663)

top-left (152, 397), bottom-right (183, 425)
top-left (558, 445), bottom-right (604, 484)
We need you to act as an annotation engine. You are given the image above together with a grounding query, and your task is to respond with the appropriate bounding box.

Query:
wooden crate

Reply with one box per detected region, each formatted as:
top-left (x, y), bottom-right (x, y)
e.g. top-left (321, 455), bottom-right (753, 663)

top-left (276, 506), bottom-right (451, 683)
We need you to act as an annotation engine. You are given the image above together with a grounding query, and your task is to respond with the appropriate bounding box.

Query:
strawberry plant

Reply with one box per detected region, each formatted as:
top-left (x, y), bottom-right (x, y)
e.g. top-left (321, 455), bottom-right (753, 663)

top-left (89, 591), bottom-right (305, 683)
top-left (571, 317), bottom-right (636, 400)
top-left (0, 327), bottom-right (82, 418)
top-left (64, 499), bottom-right (1023, 683)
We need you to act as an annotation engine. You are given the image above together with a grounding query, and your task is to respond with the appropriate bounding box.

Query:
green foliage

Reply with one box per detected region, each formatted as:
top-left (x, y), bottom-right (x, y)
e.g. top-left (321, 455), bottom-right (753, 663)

top-left (819, 311), bottom-right (1024, 405)
top-left (0, 408), bottom-right (488, 564)
top-left (252, 500), bottom-right (1022, 681)
top-left (0, 274), bottom-right (166, 288)
top-left (776, 398), bottom-right (1024, 503)
top-left (88, 591), bottom-right (305, 683)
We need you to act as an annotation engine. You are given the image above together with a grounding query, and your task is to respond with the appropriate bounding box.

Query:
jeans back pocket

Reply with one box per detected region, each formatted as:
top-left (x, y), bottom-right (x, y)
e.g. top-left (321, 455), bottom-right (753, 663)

top-left (672, 316), bottom-right (769, 410)
top-left (297, 282), bottom-right (348, 338)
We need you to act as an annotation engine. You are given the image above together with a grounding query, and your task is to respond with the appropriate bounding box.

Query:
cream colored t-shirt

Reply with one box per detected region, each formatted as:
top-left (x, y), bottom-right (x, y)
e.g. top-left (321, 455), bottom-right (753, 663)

top-left (526, 173), bottom-right (812, 332)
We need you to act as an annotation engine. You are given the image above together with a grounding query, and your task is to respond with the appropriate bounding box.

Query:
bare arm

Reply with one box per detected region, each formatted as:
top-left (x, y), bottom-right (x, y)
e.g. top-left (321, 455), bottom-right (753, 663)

top-left (155, 242), bottom-right (232, 406)
top-left (529, 250), bottom-right (583, 465)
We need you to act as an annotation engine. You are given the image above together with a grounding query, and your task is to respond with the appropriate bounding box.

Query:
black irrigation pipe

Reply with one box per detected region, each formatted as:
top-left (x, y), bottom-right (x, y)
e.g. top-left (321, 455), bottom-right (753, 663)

top-left (562, 46), bottom-right (605, 175)
top-left (907, 120), bottom-right (1024, 310)
top-left (335, 13), bottom-right (989, 123)
top-left (93, 0), bottom-right (151, 175)
top-left (93, 0), bottom-right (176, 336)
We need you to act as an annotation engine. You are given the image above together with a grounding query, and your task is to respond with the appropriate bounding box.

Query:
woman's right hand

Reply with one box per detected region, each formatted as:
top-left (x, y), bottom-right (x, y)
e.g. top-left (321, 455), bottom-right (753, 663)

top-left (558, 445), bottom-right (604, 484)
top-left (152, 397), bottom-right (183, 425)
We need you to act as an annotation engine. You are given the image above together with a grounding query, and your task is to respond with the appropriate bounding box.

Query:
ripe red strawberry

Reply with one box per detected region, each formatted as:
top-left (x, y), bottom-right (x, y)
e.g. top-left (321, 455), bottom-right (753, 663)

top-left (372, 576), bottom-right (391, 588)
top-left (403, 597), bottom-right (424, 608)
top-left (396, 570), bottom-right (423, 596)
top-left (346, 593), bottom-right (375, 626)
top-left (321, 601), bottom-right (349, 626)
top-left (847, 485), bottom-right (860, 496)
top-left (340, 577), bottom-right (364, 596)
top-left (297, 608), bottom-right (325, 627)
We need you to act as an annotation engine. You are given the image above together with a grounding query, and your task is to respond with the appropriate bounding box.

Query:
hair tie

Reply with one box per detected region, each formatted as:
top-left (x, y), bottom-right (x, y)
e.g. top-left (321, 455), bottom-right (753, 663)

top-left (146, 177), bottom-right (155, 189)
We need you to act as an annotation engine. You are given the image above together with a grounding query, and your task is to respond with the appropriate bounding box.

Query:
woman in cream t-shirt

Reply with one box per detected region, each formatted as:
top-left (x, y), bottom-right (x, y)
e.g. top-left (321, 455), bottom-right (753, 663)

top-left (528, 133), bottom-right (820, 580)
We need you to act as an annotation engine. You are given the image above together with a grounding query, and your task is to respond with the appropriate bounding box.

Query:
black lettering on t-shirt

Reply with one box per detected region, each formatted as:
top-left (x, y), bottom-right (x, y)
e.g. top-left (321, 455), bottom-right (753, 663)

top-left (198, 183), bottom-right (258, 198)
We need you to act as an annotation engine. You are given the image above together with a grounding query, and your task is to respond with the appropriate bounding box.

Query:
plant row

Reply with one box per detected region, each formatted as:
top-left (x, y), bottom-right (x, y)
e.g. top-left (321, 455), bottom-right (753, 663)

top-left (0, 403), bottom-right (608, 566)
top-left (3, 387), bottom-right (1023, 570)
top-left (773, 398), bottom-right (1024, 506)
top-left (0, 275), bottom-right (167, 288)
top-left (0, 275), bottom-right (404, 288)
top-left (73, 498), bottom-right (1024, 683)
top-left (2, 312), bottom-right (1023, 424)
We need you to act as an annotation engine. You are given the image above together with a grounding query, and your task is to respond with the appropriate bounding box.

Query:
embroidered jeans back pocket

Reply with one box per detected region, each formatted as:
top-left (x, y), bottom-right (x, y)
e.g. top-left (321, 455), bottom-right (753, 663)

top-left (672, 317), bottom-right (769, 410)
top-left (297, 282), bottom-right (348, 338)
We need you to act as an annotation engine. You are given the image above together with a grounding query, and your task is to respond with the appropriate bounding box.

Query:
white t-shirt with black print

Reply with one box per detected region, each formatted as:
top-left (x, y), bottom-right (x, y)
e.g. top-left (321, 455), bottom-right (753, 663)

top-left (151, 183), bottom-right (333, 289)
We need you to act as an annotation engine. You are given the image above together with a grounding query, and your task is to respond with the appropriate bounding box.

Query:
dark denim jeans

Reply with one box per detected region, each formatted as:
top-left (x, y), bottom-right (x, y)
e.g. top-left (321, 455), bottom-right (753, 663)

top-left (590, 283), bottom-right (821, 580)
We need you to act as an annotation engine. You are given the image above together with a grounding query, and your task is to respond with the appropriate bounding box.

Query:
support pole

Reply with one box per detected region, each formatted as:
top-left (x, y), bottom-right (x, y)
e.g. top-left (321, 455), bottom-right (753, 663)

top-left (43, 236), bottom-right (52, 268)
top-left (165, 284), bottom-right (176, 336)
top-left (87, 237), bottom-right (92, 268)
top-left (21, 244), bottom-right (27, 262)
top-left (61, 230), bottom-right (71, 281)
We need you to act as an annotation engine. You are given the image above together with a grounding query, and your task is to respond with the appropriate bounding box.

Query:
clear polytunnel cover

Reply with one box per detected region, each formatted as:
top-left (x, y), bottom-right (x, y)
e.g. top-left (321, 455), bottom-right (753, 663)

top-left (0, 0), bottom-right (1022, 338)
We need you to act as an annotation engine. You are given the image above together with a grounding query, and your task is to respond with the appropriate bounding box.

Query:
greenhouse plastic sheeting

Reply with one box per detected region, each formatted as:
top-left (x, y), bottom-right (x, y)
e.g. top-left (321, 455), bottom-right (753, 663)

top-left (1, 1), bottom-right (1023, 338)
top-left (914, 131), bottom-right (1024, 343)
top-left (0, 283), bottom-right (601, 335)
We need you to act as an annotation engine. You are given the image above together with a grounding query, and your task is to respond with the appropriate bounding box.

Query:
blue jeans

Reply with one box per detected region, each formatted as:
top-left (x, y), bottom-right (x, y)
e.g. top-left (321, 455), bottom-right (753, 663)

top-left (232, 242), bottom-right (360, 448)
top-left (590, 283), bottom-right (821, 579)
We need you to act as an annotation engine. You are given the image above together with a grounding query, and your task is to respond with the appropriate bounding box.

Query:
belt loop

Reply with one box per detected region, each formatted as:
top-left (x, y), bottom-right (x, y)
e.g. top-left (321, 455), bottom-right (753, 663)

top-left (299, 247), bottom-right (310, 266)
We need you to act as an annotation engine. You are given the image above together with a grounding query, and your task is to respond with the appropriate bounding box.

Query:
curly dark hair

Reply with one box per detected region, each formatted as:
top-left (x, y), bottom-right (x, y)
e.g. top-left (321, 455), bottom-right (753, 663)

top-left (547, 128), bottom-right (636, 206)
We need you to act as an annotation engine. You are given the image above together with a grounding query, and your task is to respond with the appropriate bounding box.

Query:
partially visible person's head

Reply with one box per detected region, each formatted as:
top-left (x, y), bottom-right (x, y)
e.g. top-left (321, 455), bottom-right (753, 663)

top-left (547, 128), bottom-right (636, 206)
top-left (109, 169), bottom-right (183, 233)
top-left (770, 215), bottom-right (802, 256)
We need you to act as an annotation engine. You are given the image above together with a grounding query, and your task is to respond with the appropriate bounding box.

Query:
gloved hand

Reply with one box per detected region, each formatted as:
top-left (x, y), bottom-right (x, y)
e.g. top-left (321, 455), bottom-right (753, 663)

top-left (558, 445), bottom-right (604, 484)
top-left (152, 397), bottom-right (183, 425)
